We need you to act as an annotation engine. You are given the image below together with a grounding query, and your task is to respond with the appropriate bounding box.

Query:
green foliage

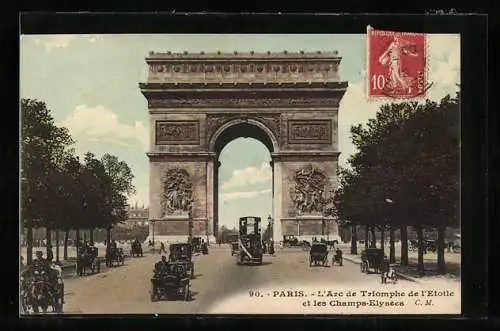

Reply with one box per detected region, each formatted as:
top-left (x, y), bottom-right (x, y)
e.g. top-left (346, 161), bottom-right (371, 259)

top-left (334, 93), bottom-right (460, 230)
top-left (21, 98), bottom-right (136, 236)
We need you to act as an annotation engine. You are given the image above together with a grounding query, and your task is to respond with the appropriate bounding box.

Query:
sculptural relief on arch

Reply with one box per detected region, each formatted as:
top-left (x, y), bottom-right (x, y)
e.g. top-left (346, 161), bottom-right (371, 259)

top-left (140, 51), bottom-right (347, 244)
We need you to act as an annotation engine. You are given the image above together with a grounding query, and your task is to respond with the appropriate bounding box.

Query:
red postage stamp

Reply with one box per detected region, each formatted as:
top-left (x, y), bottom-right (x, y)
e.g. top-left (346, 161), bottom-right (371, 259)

top-left (367, 26), bottom-right (428, 99)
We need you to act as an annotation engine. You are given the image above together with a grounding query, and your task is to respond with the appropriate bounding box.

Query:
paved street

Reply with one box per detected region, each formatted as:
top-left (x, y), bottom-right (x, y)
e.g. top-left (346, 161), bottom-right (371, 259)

top-left (61, 246), bottom-right (412, 314)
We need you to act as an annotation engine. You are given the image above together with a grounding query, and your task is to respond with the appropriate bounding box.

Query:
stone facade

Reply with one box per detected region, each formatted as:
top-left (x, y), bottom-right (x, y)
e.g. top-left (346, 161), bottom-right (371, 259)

top-left (140, 51), bottom-right (348, 243)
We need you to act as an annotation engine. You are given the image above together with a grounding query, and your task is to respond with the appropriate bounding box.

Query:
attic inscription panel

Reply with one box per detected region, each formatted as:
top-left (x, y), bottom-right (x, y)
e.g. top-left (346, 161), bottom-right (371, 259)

top-left (155, 120), bottom-right (200, 145)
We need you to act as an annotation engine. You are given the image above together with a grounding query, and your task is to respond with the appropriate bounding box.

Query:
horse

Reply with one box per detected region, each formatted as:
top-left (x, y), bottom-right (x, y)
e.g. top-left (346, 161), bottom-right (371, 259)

top-left (77, 247), bottom-right (99, 276)
top-left (106, 246), bottom-right (124, 267)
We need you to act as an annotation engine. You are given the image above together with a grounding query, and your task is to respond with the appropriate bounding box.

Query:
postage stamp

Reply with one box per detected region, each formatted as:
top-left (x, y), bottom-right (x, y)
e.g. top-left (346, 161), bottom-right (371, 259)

top-left (367, 26), bottom-right (428, 99)
top-left (20, 30), bottom-right (461, 316)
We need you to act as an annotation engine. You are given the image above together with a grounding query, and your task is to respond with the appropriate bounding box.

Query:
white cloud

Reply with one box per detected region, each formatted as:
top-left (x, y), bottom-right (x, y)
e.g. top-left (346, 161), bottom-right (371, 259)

top-left (60, 104), bottom-right (149, 150)
top-left (33, 34), bottom-right (104, 52)
top-left (428, 34), bottom-right (460, 88)
top-left (220, 189), bottom-right (272, 202)
top-left (221, 162), bottom-right (272, 191)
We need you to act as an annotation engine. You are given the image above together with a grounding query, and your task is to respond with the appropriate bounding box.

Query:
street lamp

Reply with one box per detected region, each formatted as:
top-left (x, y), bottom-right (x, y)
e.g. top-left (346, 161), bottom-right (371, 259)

top-left (151, 220), bottom-right (155, 245)
top-left (267, 215), bottom-right (273, 239)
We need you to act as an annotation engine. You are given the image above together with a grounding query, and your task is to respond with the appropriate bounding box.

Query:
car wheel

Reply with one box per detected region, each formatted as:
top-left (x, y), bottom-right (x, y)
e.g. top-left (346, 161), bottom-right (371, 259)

top-left (151, 285), bottom-right (157, 302)
top-left (184, 284), bottom-right (190, 301)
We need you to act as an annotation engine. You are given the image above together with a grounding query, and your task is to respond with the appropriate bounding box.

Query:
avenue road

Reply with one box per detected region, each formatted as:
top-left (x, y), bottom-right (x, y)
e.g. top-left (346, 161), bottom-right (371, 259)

top-left (61, 246), bottom-right (409, 314)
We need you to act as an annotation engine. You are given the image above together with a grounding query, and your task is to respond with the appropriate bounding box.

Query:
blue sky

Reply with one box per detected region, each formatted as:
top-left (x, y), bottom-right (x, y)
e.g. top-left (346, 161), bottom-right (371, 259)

top-left (20, 34), bottom-right (460, 229)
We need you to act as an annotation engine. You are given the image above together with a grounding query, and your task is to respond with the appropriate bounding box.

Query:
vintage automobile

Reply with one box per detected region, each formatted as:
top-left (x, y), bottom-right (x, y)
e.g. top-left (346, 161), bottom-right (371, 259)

top-left (236, 216), bottom-right (263, 265)
top-left (332, 248), bottom-right (343, 266)
top-left (283, 235), bottom-right (300, 248)
top-left (169, 243), bottom-right (195, 279)
top-left (309, 243), bottom-right (329, 267)
top-left (360, 248), bottom-right (384, 274)
top-left (130, 240), bottom-right (143, 257)
top-left (150, 262), bottom-right (191, 301)
top-left (77, 246), bottom-right (101, 276)
top-left (230, 242), bottom-right (239, 256)
top-left (21, 265), bottom-right (64, 314)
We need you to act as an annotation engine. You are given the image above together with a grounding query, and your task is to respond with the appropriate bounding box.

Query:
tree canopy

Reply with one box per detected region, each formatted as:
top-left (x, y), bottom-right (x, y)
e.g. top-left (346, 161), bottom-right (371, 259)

top-left (21, 98), bottom-right (136, 239)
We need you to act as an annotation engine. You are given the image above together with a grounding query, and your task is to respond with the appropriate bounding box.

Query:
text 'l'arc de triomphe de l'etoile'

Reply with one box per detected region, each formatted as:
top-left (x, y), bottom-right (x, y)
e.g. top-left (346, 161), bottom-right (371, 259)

top-left (139, 50), bottom-right (348, 244)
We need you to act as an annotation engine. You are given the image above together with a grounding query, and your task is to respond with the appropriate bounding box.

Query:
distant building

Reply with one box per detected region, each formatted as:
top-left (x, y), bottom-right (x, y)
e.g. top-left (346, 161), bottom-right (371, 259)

top-left (119, 203), bottom-right (149, 229)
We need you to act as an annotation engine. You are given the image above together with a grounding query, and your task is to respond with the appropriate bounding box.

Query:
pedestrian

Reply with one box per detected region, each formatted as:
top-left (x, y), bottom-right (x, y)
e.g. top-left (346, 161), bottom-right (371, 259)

top-left (160, 242), bottom-right (166, 255)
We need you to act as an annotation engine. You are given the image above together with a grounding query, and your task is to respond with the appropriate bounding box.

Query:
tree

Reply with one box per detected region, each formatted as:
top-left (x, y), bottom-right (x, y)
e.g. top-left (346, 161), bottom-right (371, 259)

top-left (100, 154), bottom-right (136, 244)
top-left (21, 99), bottom-right (73, 264)
top-left (334, 94), bottom-right (459, 275)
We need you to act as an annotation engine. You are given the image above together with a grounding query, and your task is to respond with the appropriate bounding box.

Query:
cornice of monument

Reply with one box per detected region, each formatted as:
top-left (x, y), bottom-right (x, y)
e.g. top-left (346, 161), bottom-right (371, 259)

top-left (139, 81), bottom-right (348, 90)
top-left (271, 151), bottom-right (340, 161)
top-left (146, 50), bottom-right (341, 61)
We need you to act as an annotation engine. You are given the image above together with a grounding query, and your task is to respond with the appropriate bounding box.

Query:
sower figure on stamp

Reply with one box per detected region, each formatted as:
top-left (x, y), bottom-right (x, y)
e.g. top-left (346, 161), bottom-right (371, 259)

top-left (378, 35), bottom-right (419, 94)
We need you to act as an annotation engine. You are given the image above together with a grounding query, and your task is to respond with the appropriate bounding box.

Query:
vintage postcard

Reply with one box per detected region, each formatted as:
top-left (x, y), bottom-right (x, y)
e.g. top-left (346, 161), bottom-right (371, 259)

top-left (20, 31), bottom-right (461, 315)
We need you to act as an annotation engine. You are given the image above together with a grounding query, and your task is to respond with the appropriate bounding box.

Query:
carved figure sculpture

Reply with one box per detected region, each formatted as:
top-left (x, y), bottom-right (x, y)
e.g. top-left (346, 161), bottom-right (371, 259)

top-left (292, 164), bottom-right (328, 214)
top-left (161, 169), bottom-right (194, 217)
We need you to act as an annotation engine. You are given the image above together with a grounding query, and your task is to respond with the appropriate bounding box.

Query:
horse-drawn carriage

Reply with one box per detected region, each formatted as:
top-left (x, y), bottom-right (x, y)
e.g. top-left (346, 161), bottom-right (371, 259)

top-left (150, 261), bottom-right (191, 301)
top-left (106, 246), bottom-right (125, 267)
top-left (20, 265), bottom-right (64, 314)
top-left (169, 243), bottom-right (195, 279)
top-left (283, 235), bottom-right (311, 251)
top-left (309, 243), bottom-right (329, 267)
top-left (230, 242), bottom-right (239, 256)
top-left (408, 239), bottom-right (437, 253)
top-left (360, 248), bottom-right (384, 273)
top-left (77, 246), bottom-right (101, 276)
top-left (130, 241), bottom-right (143, 257)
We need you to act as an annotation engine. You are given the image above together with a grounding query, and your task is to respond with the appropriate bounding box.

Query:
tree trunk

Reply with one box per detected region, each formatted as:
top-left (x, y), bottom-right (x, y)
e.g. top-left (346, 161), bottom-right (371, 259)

top-left (64, 230), bottom-right (69, 260)
top-left (89, 227), bottom-right (94, 243)
top-left (437, 224), bottom-right (446, 274)
top-left (76, 228), bottom-right (80, 257)
top-left (400, 225), bottom-right (408, 266)
top-left (370, 226), bottom-right (376, 248)
top-left (417, 226), bottom-right (425, 276)
top-left (46, 227), bottom-right (52, 256)
top-left (350, 225), bottom-right (358, 255)
top-left (55, 228), bottom-right (60, 262)
top-left (27, 223), bottom-right (33, 265)
top-left (106, 226), bottom-right (112, 246)
top-left (364, 225), bottom-right (369, 249)
top-left (380, 225), bottom-right (385, 251)
top-left (389, 226), bottom-right (396, 263)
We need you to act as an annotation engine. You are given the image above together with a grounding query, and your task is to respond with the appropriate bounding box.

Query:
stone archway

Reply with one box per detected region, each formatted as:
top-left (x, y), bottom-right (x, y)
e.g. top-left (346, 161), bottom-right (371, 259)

top-left (140, 51), bottom-right (348, 244)
top-left (209, 118), bottom-right (277, 240)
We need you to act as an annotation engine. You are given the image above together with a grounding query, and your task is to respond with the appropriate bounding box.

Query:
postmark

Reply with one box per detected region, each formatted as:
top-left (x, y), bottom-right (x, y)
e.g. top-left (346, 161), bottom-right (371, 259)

top-left (367, 26), bottom-right (428, 99)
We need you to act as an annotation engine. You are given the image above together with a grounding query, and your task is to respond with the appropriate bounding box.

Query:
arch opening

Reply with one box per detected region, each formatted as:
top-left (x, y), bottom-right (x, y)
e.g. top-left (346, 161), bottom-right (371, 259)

top-left (212, 121), bottom-right (275, 241)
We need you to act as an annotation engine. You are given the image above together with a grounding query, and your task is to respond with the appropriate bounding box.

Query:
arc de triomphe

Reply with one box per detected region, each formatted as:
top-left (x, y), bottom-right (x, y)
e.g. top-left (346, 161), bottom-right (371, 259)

top-left (140, 51), bottom-right (348, 244)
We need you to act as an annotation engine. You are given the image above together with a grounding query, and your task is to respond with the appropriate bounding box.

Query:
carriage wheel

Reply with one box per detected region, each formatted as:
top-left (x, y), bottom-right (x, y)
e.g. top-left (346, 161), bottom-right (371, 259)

top-left (151, 283), bottom-right (157, 302)
top-left (184, 284), bottom-right (190, 301)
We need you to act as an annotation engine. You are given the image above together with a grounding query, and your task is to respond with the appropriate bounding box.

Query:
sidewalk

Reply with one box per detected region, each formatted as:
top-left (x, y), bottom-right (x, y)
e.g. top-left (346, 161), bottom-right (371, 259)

top-left (343, 254), bottom-right (460, 285)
